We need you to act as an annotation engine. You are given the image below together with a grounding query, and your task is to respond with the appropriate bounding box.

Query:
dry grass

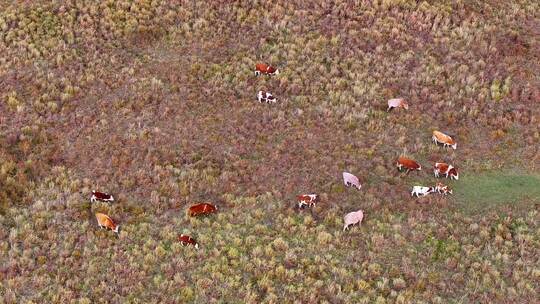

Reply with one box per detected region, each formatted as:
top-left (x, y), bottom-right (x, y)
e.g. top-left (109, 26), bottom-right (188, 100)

top-left (1, 0), bottom-right (539, 303)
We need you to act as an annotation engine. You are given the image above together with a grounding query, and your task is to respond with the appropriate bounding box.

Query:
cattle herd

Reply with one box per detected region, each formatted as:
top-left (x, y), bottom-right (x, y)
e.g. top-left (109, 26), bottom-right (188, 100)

top-left (90, 63), bottom-right (460, 249)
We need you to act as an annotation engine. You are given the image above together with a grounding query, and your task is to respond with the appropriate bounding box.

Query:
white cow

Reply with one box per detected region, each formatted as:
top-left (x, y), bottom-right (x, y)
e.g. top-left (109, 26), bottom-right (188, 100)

top-left (411, 186), bottom-right (435, 197)
top-left (387, 98), bottom-right (409, 112)
top-left (257, 91), bottom-right (277, 103)
top-left (343, 209), bottom-right (364, 231)
top-left (343, 172), bottom-right (361, 190)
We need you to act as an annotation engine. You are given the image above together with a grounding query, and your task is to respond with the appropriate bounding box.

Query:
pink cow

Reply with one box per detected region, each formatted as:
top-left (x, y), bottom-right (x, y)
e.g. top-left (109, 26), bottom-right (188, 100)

top-left (343, 172), bottom-right (361, 190)
top-left (343, 210), bottom-right (364, 231)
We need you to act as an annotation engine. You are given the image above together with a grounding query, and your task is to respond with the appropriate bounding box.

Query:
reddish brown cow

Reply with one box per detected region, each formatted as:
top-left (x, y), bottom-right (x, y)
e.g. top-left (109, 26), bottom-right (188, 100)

top-left (255, 63), bottom-right (280, 76)
top-left (297, 194), bottom-right (319, 208)
top-left (188, 203), bottom-right (218, 217)
top-left (434, 162), bottom-right (459, 180)
top-left (178, 234), bottom-right (199, 249)
top-left (396, 156), bottom-right (422, 174)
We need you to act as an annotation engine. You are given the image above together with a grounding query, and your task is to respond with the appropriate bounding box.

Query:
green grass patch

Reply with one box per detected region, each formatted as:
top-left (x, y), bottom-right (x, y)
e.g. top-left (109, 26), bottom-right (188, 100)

top-left (455, 172), bottom-right (540, 213)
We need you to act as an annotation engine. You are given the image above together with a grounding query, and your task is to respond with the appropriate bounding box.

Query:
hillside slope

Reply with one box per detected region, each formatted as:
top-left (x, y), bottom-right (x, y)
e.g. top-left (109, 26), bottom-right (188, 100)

top-left (1, 0), bottom-right (539, 303)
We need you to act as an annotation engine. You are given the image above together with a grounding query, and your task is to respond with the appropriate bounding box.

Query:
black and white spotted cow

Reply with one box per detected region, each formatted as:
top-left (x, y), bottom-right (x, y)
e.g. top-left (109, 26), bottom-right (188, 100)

top-left (257, 91), bottom-right (277, 103)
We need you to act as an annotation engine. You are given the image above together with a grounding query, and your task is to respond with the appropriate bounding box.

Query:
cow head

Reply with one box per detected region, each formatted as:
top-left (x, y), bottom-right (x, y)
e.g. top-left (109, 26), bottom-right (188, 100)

top-left (402, 100), bottom-right (409, 110)
top-left (448, 167), bottom-right (459, 180)
top-left (274, 69), bottom-right (280, 75)
top-left (451, 142), bottom-right (457, 150)
top-left (266, 93), bottom-right (276, 103)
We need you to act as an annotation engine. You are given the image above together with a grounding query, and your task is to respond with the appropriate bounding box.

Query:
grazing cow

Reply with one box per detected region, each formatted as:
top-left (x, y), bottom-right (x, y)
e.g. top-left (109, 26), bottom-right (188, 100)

top-left (433, 162), bottom-right (459, 180)
top-left (396, 156), bottom-right (422, 174)
top-left (432, 130), bottom-right (457, 150)
top-left (178, 234), bottom-right (199, 249)
top-left (343, 172), bottom-right (361, 190)
top-left (257, 90), bottom-right (277, 103)
top-left (411, 186), bottom-right (435, 197)
top-left (387, 98), bottom-right (409, 112)
top-left (188, 203), bottom-right (218, 217)
top-left (343, 210), bottom-right (364, 231)
top-left (90, 190), bottom-right (114, 203)
top-left (435, 182), bottom-right (453, 195)
top-left (255, 63), bottom-right (280, 76)
top-left (95, 213), bottom-right (119, 233)
top-left (297, 194), bottom-right (319, 208)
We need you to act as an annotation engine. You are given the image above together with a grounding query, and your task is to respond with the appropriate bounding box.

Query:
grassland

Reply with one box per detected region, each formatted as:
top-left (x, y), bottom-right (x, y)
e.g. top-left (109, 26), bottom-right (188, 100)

top-left (1, 0), bottom-right (539, 303)
top-left (455, 172), bottom-right (540, 213)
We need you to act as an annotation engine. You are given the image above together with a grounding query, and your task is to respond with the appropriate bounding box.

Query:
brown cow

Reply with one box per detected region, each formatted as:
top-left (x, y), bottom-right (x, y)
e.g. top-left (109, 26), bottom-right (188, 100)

top-left (297, 194), bottom-right (319, 208)
top-left (95, 213), bottom-right (120, 233)
top-left (434, 162), bottom-right (459, 180)
top-left (255, 63), bottom-right (280, 76)
top-left (178, 234), bottom-right (199, 249)
top-left (396, 156), bottom-right (422, 174)
top-left (432, 130), bottom-right (457, 150)
top-left (188, 203), bottom-right (218, 217)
